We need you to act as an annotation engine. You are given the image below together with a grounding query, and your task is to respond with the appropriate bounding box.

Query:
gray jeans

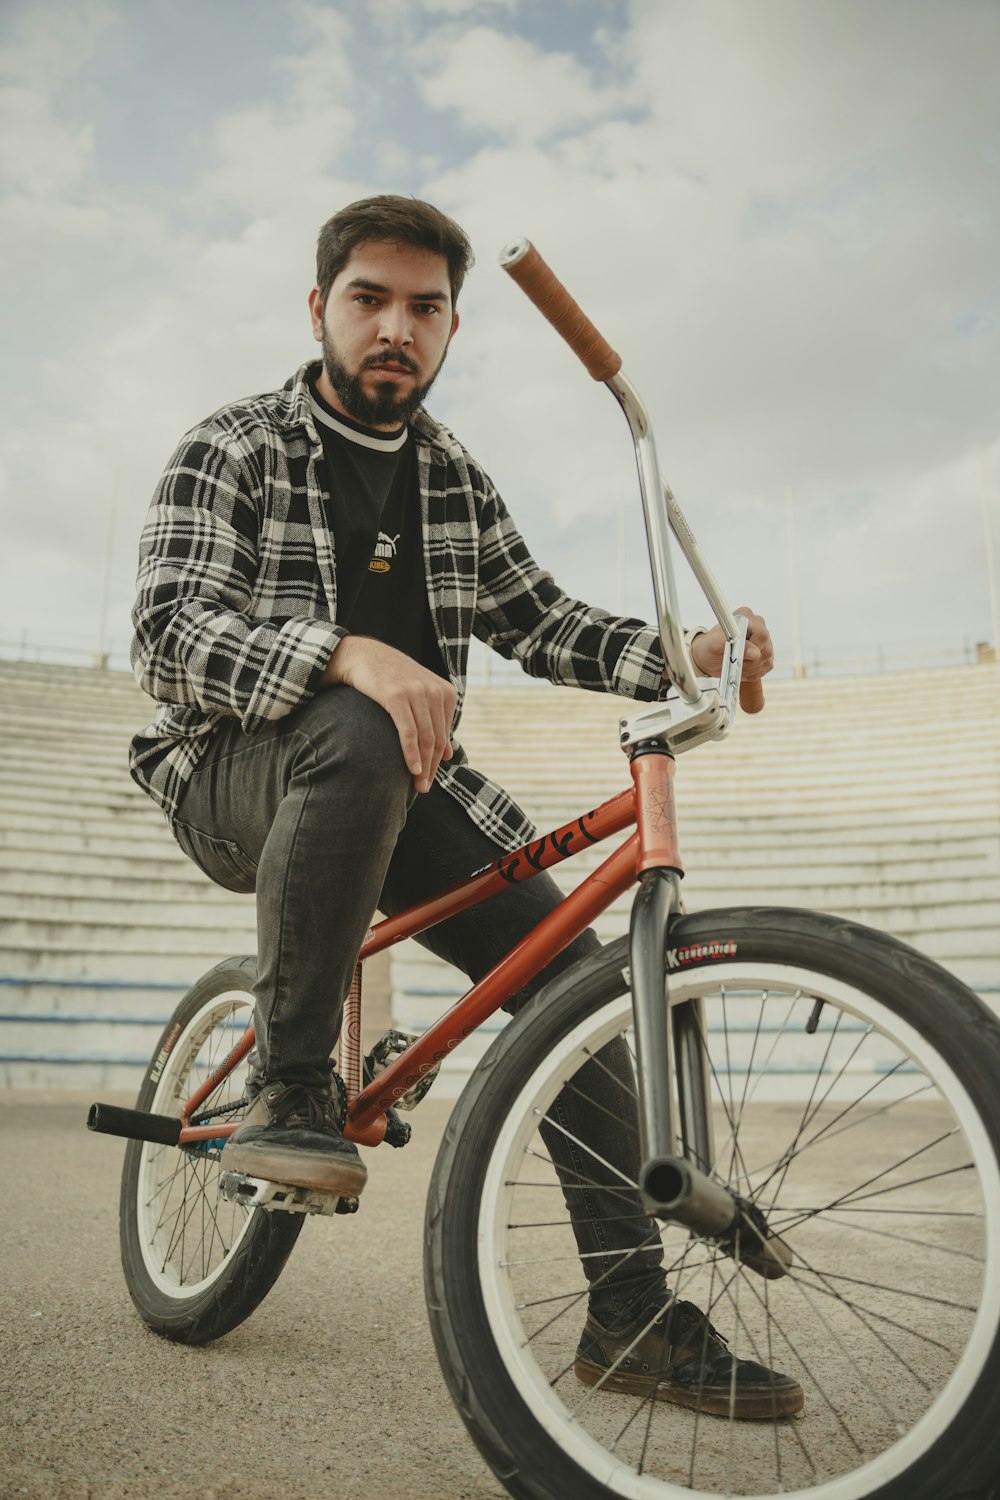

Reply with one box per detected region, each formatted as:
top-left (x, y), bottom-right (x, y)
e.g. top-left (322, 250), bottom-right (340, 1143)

top-left (174, 685), bottom-right (663, 1324)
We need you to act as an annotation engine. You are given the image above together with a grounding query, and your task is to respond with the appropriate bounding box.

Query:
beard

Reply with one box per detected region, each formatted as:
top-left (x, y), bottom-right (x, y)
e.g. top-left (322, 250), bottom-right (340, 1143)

top-left (320, 328), bottom-right (447, 427)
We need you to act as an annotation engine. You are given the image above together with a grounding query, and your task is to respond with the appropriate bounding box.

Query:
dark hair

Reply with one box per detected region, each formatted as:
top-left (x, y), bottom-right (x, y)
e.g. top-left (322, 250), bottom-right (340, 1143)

top-left (316, 195), bottom-right (474, 307)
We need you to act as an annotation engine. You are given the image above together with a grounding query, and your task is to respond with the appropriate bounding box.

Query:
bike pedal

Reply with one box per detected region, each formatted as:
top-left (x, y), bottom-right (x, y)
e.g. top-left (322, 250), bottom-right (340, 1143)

top-left (217, 1170), bottom-right (341, 1217)
top-left (367, 1028), bottom-right (441, 1111)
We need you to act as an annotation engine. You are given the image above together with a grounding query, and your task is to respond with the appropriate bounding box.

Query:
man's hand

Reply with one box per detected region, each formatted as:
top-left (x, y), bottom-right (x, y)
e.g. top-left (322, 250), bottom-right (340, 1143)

top-left (323, 637), bottom-right (457, 794)
top-left (689, 607), bottom-right (774, 683)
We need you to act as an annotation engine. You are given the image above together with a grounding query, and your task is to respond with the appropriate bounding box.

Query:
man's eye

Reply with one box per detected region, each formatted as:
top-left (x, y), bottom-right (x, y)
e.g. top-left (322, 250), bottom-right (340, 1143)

top-left (354, 294), bottom-right (378, 306)
top-left (415, 303), bottom-right (440, 316)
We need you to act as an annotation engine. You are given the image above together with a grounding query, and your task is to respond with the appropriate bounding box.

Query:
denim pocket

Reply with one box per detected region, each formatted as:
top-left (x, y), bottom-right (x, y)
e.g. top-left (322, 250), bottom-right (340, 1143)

top-left (173, 820), bottom-right (257, 894)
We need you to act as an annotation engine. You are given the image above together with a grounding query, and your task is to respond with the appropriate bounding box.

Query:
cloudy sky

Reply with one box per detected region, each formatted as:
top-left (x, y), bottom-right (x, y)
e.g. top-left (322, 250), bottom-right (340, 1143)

top-left (1, 0), bottom-right (997, 680)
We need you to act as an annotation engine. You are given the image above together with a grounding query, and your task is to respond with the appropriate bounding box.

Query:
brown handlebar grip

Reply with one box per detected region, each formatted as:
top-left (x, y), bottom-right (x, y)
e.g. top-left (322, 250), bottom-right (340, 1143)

top-left (499, 238), bottom-right (622, 382)
top-left (739, 679), bottom-right (765, 714)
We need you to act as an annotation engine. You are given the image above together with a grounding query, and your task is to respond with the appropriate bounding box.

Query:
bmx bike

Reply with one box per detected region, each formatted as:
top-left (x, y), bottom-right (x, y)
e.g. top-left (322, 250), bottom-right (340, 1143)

top-left (89, 242), bottom-right (1000, 1500)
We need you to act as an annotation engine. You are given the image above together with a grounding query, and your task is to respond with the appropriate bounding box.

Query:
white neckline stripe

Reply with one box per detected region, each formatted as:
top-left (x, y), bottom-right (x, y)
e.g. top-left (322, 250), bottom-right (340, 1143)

top-left (309, 394), bottom-right (409, 452)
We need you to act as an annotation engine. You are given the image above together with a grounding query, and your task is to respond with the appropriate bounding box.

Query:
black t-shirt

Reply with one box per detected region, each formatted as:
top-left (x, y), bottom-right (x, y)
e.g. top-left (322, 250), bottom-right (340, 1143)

top-left (309, 379), bottom-right (447, 679)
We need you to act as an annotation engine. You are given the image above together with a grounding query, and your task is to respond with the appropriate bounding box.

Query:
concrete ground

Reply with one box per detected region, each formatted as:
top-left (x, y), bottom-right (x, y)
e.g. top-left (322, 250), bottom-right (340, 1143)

top-left (0, 1091), bottom-right (504, 1500)
top-left (2, 1091), bottom-right (995, 1500)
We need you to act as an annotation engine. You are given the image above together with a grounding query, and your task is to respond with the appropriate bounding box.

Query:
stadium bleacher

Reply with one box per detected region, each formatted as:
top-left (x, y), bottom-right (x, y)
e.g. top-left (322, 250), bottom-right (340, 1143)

top-left (1, 657), bottom-right (998, 1092)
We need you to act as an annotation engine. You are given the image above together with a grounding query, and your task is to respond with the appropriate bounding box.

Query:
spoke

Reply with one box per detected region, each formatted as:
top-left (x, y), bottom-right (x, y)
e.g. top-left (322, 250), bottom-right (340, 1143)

top-left (790, 1271), bottom-right (905, 1426)
top-left (809, 1211), bottom-right (985, 1261)
top-left (560, 1080), bottom-right (638, 1134)
top-left (777, 1161), bottom-right (975, 1239)
top-left (758, 1008), bottom-right (847, 1209)
top-left (165, 1159), bottom-right (216, 1281)
top-left (531, 1110), bottom-right (636, 1192)
top-left (770, 1203), bottom-right (981, 1220)
top-left (503, 1245), bottom-right (658, 1268)
top-left (708, 993), bottom-right (801, 1180)
top-left (521, 1225), bottom-right (666, 1344)
top-left (685, 991), bottom-right (757, 1196)
top-left (145, 1152), bottom-right (191, 1215)
top-left (737, 1270), bottom-right (863, 1459)
top-left (779, 1266), bottom-right (955, 1355)
top-left (768, 1127), bottom-right (969, 1236)
top-left (730, 991), bottom-right (769, 1185)
top-left (580, 1036), bottom-right (638, 1101)
top-left (779, 1240), bottom-right (947, 1385)
top-left (719, 985), bottom-right (738, 1181)
top-left (788, 1075), bottom-right (934, 1159)
top-left (520, 1150), bottom-right (640, 1204)
top-left (791, 1264), bottom-right (976, 1314)
top-left (744, 1075), bottom-right (937, 1188)
top-left (509, 1212), bottom-right (651, 1230)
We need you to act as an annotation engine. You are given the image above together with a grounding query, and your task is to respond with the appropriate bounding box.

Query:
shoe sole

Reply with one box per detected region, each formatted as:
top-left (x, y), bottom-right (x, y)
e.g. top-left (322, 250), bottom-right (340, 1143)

top-left (220, 1140), bottom-right (368, 1198)
top-left (575, 1357), bottom-right (804, 1420)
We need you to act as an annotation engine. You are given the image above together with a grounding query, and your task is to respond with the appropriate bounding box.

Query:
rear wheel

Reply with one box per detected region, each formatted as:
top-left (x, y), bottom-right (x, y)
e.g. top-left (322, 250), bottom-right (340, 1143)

top-left (426, 909), bottom-right (1000, 1499)
top-left (119, 957), bottom-right (303, 1344)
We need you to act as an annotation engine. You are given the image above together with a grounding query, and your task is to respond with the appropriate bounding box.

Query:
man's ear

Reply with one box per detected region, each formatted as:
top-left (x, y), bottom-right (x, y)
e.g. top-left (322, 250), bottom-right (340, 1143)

top-left (449, 310), bottom-right (460, 340)
top-left (308, 287), bottom-right (324, 343)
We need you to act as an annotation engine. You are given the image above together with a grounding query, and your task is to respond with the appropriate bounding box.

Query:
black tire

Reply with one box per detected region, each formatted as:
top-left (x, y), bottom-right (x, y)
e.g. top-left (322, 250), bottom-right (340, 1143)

top-left (119, 957), bottom-right (303, 1344)
top-left (426, 908), bottom-right (1000, 1500)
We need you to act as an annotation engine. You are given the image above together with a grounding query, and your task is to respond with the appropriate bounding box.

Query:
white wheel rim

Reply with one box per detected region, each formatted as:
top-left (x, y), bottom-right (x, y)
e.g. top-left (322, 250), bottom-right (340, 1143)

top-left (135, 987), bottom-right (256, 1298)
top-left (477, 962), bottom-right (1000, 1500)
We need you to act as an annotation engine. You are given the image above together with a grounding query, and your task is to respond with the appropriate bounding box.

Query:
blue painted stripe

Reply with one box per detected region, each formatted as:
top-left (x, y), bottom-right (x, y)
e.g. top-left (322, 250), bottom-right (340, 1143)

top-left (0, 975), bottom-right (191, 991)
top-left (0, 1013), bottom-right (168, 1025)
top-left (0, 1052), bottom-right (152, 1066)
top-left (0, 1051), bottom-right (920, 1076)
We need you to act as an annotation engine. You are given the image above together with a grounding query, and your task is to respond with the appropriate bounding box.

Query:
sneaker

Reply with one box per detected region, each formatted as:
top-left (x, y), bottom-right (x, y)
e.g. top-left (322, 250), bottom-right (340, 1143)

top-left (575, 1296), bottom-right (803, 1420)
top-left (220, 1075), bottom-right (367, 1198)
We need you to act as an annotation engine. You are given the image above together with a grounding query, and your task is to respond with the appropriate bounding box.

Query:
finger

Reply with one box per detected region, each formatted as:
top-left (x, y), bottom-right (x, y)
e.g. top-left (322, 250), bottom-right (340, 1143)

top-left (413, 702), bottom-right (439, 793)
top-left (390, 703), bottom-right (423, 781)
top-left (739, 678), bottom-right (765, 713)
top-left (430, 687), bottom-right (451, 775)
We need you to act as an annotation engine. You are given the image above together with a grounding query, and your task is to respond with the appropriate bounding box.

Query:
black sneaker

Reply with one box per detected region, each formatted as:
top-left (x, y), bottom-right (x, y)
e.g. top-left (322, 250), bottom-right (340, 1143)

top-left (221, 1075), bottom-right (367, 1198)
top-left (576, 1296), bottom-right (803, 1420)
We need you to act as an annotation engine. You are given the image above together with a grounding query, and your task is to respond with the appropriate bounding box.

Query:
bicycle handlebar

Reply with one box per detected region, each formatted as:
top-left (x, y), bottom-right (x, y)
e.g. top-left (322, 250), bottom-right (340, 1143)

top-left (499, 239), bottom-right (622, 382)
top-left (500, 237), bottom-right (764, 718)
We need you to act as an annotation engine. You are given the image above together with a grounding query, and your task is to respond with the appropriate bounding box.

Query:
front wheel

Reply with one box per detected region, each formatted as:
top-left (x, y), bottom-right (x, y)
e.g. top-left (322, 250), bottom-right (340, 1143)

top-left (425, 908), bottom-right (1000, 1500)
top-left (119, 957), bottom-right (303, 1344)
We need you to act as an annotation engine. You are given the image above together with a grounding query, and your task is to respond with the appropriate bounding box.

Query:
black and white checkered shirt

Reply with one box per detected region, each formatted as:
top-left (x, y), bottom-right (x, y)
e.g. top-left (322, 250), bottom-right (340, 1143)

top-left (129, 361), bottom-right (666, 851)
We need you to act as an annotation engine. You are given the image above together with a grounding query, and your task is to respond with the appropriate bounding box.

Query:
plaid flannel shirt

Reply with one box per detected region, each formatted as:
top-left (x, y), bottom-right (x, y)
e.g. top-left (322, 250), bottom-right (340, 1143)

top-left (129, 361), bottom-right (667, 851)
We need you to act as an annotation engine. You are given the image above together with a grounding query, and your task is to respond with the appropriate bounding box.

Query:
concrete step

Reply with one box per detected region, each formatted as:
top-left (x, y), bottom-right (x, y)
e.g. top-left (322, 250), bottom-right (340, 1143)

top-left (0, 913), bottom-right (255, 953)
top-left (0, 943), bottom-right (249, 983)
top-left (0, 816), bottom-right (184, 859)
top-left (0, 868), bottom-right (248, 902)
top-left (0, 978), bottom-right (192, 1016)
top-left (0, 1057), bottom-right (152, 1091)
top-left (0, 891), bottom-right (256, 928)
top-left (0, 846), bottom-right (195, 881)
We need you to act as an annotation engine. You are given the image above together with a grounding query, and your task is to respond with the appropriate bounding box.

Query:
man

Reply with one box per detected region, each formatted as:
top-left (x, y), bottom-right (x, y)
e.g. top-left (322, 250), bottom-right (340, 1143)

top-left (130, 195), bottom-right (796, 1417)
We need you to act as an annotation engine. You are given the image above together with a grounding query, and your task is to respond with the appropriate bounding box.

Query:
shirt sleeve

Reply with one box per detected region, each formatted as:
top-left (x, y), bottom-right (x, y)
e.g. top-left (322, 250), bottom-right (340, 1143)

top-left (472, 479), bottom-right (667, 701)
top-left (130, 429), bottom-right (344, 733)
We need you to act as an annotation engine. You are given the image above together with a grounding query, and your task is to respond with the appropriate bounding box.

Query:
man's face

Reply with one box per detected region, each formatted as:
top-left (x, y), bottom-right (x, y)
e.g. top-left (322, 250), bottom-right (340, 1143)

top-left (309, 239), bottom-right (459, 429)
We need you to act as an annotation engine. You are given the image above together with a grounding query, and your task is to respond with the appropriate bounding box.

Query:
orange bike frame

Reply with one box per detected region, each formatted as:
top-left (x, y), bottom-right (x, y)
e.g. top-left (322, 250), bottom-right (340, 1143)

top-left (178, 750), bottom-right (682, 1149)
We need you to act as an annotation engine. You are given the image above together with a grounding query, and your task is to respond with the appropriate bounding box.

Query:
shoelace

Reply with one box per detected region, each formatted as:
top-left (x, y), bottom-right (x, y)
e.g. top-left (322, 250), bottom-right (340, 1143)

top-left (265, 1082), bottom-right (339, 1131)
top-left (654, 1299), bottom-right (730, 1356)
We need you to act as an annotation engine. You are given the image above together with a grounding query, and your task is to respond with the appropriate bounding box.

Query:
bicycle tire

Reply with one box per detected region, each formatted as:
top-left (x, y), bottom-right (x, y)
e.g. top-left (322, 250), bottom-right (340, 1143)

top-left (425, 907), bottom-right (1000, 1500)
top-left (119, 957), bottom-right (303, 1344)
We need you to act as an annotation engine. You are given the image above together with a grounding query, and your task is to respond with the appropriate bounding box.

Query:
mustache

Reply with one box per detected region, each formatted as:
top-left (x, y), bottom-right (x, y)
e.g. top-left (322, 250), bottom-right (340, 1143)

top-left (363, 351), bottom-right (419, 374)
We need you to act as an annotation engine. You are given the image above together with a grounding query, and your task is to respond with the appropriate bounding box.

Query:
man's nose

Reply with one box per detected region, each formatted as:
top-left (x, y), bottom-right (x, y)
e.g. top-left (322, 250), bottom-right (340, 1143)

top-left (377, 303), bottom-right (413, 346)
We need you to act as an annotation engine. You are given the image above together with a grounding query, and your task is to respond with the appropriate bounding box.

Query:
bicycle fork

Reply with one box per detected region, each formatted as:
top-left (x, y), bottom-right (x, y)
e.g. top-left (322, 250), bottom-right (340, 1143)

top-left (628, 743), bottom-right (794, 1279)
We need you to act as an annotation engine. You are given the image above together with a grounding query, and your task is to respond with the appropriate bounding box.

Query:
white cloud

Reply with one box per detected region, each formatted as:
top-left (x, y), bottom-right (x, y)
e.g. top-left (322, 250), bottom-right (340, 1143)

top-left (0, 1), bottom-right (113, 195)
top-left (1, 0), bottom-right (998, 676)
top-left (415, 24), bottom-right (625, 143)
